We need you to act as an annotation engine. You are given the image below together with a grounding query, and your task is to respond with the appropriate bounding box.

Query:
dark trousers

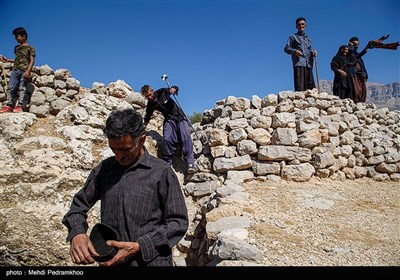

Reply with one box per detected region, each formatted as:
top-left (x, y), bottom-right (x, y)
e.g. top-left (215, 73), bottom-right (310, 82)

top-left (352, 76), bottom-right (367, 103)
top-left (162, 119), bottom-right (194, 165)
top-left (293, 66), bottom-right (315, 91)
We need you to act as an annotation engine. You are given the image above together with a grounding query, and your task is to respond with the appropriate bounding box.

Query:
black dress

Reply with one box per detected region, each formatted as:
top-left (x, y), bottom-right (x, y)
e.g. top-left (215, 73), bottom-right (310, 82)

top-left (330, 45), bottom-right (353, 100)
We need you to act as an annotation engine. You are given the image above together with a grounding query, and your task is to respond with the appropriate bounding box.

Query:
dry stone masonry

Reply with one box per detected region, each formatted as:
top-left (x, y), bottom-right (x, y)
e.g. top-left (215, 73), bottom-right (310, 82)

top-left (0, 63), bottom-right (399, 266)
top-left (183, 88), bottom-right (400, 265)
top-left (190, 91), bottom-right (400, 183)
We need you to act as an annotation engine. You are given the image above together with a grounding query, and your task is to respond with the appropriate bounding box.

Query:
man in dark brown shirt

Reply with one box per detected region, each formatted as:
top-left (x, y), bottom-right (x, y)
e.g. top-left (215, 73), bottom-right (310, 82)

top-left (62, 108), bottom-right (188, 266)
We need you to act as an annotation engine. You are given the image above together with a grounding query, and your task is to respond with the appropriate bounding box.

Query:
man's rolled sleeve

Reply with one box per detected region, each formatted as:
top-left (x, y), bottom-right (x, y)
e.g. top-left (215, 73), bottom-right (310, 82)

top-left (136, 234), bottom-right (158, 261)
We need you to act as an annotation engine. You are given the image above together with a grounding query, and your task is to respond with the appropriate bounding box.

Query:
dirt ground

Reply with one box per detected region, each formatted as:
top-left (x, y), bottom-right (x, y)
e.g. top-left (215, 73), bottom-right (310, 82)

top-left (241, 177), bottom-right (400, 266)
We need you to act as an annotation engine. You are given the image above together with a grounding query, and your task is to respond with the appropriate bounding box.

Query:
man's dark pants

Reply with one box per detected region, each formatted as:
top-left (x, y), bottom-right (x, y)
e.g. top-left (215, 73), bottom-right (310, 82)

top-left (162, 119), bottom-right (195, 165)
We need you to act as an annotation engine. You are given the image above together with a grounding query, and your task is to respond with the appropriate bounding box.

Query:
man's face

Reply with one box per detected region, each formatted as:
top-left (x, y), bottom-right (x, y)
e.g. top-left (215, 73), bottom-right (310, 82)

top-left (296, 20), bottom-right (306, 32)
top-left (15, 34), bottom-right (25, 44)
top-left (108, 134), bottom-right (145, 166)
top-left (352, 40), bottom-right (360, 50)
top-left (142, 88), bottom-right (155, 101)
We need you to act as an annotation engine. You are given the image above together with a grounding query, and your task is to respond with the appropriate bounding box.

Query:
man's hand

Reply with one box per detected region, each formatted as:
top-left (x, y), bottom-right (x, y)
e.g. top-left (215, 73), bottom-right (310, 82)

top-left (23, 70), bottom-right (31, 80)
top-left (98, 241), bottom-right (140, 267)
top-left (69, 233), bottom-right (99, 265)
top-left (295, 50), bottom-right (303, 57)
top-left (313, 50), bottom-right (317, 57)
top-left (0, 55), bottom-right (7, 63)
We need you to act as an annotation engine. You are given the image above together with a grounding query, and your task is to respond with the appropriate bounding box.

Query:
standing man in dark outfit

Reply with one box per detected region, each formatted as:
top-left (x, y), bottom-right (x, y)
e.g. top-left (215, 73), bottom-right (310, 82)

top-left (284, 17), bottom-right (317, 91)
top-left (347, 36), bottom-right (370, 103)
top-left (141, 84), bottom-right (196, 174)
top-left (62, 108), bottom-right (188, 266)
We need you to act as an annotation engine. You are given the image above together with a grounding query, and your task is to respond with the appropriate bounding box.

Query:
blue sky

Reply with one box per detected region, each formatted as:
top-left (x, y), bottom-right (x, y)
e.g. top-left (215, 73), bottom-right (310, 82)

top-left (1, 0), bottom-right (399, 115)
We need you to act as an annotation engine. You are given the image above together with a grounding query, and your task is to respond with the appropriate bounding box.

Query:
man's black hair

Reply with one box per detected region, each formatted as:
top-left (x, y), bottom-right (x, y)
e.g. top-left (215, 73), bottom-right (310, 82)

top-left (349, 36), bottom-right (359, 42)
top-left (296, 17), bottom-right (306, 24)
top-left (171, 85), bottom-right (179, 93)
top-left (140, 85), bottom-right (151, 95)
top-left (103, 108), bottom-right (145, 139)
top-left (12, 27), bottom-right (27, 39)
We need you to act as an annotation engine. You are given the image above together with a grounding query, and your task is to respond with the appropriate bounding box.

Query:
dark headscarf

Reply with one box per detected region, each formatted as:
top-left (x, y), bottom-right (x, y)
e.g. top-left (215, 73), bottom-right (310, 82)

top-left (336, 45), bottom-right (348, 56)
top-left (331, 45), bottom-right (349, 69)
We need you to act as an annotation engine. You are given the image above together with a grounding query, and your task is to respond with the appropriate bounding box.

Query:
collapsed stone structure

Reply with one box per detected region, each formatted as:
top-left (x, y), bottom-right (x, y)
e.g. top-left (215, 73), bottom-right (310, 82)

top-left (192, 91), bottom-right (400, 182)
top-left (0, 63), bottom-right (399, 266)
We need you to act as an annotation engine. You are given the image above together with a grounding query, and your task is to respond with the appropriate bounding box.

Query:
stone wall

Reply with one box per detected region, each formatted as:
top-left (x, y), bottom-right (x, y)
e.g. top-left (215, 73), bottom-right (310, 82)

top-left (0, 63), bottom-right (145, 117)
top-left (1, 63), bottom-right (399, 184)
top-left (189, 90), bottom-right (400, 185)
top-left (319, 79), bottom-right (400, 111)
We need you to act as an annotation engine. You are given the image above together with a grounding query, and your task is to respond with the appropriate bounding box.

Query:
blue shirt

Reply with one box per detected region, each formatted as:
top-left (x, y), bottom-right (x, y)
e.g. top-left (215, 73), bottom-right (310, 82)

top-left (284, 32), bottom-right (314, 68)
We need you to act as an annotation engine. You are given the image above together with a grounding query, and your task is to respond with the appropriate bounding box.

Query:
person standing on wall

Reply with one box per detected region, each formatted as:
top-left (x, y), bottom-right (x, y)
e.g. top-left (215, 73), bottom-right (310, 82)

top-left (347, 36), bottom-right (370, 103)
top-left (284, 17), bottom-right (317, 92)
top-left (0, 27), bottom-right (35, 113)
top-left (330, 45), bottom-right (353, 100)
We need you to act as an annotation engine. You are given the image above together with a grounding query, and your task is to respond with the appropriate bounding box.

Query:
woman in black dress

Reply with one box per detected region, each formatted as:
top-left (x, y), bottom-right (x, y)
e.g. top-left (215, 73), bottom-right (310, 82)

top-left (330, 45), bottom-right (353, 100)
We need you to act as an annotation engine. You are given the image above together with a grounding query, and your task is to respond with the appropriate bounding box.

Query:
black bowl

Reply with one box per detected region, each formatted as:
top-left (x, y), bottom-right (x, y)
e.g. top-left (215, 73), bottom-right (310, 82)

top-left (89, 223), bottom-right (118, 262)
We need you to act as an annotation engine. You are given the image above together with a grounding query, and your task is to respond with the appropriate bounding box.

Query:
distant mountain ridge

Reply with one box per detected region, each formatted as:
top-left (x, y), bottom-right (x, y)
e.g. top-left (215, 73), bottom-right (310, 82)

top-left (319, 80), bottom-right (400, 111)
